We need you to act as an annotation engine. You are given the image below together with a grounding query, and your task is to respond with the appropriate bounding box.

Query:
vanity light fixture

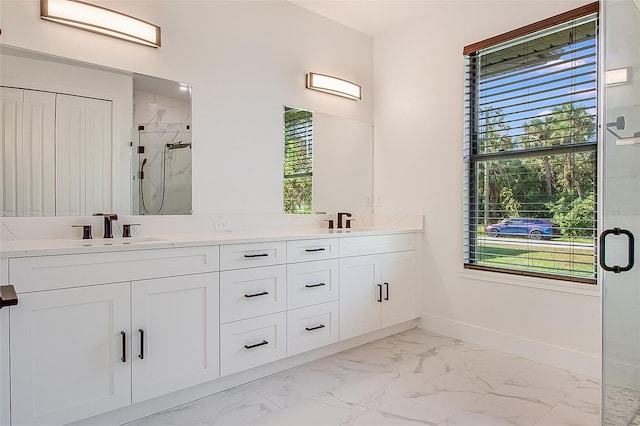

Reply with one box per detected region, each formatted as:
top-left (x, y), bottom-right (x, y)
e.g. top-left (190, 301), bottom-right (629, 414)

top-left (306, 72), bottom-right (361, 100)
top-left (605, 67), bottom-right (629, 86)
top-left (40, 0), bottom-right (161, 48)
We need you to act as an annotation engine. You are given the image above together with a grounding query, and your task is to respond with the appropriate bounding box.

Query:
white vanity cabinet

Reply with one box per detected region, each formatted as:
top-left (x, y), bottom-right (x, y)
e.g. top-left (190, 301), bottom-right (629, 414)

top-left (286, 239), bottom-right (340, 356)
top-left (7, 246), bottom-right (220, 426)
top-left (9, 282), bottom-right (131, 426)
top-left (130, 273), bottom-right (219, 403)
top-left (219, 241), bottom-right (288, 376)
top-left (339, 234), bottom-right (417, 341)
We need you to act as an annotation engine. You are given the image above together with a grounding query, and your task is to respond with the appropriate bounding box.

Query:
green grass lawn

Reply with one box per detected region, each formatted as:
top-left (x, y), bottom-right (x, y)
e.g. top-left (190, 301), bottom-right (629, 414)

top-left (475, 241), bottom-right (596, 278)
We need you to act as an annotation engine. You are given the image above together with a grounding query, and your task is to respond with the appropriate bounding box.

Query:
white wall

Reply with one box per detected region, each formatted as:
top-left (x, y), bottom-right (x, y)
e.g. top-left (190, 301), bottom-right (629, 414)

top-left (0, 0), bottom-right (373, 214)
top-left (373, 0), bottom-right (601, 377)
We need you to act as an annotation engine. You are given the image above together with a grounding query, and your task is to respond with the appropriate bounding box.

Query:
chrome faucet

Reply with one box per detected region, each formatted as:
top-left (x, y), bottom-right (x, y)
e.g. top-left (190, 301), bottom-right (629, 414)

top-left (93, 213), bottom-right (118, 238)
top-left (337, 212), bottom-right (352, 229)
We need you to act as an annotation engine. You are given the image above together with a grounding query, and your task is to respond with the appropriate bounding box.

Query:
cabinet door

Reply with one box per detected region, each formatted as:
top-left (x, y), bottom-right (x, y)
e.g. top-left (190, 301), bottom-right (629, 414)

top-left (339, 255), bottom-right (381, 340)
top-left (131, 273), bottom-right (219, 403)
top-left (10, 283), bottom-right (131, 426)
top-left (380, 251), bottom-right (417, 328)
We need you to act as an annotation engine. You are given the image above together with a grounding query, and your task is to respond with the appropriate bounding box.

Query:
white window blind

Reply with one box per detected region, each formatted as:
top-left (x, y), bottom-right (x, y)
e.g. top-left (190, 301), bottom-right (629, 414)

top-left (463, 8), bottom-right (598, 283)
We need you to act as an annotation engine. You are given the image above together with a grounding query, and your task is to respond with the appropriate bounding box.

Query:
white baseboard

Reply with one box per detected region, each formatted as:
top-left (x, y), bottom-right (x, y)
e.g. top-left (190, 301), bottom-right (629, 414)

top-left (418, 314), bottom-right (601, 378)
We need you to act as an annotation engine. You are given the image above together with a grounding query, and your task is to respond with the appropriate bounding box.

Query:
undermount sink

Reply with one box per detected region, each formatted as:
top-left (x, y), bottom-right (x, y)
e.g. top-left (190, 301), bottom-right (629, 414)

top-left (68, 236), bottom-right (167, 247)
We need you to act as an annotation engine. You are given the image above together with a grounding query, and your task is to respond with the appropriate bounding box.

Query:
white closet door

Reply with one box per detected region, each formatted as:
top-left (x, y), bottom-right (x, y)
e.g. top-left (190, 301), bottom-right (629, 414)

top-left (85, 98), bottom-right (112, 215)
top-left (22, 90), bottom-right (56, 216)
top-left (0, 87), bottom-right (23, 216)
top-left (56, 95), bottom-right (112, 216)
top-left (56, 94), bottom-right (86, 216)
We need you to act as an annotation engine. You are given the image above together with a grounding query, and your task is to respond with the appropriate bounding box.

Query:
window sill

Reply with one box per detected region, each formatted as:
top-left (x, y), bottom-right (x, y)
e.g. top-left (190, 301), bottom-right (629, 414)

top-left (458, 268), bottom-right (600, 297)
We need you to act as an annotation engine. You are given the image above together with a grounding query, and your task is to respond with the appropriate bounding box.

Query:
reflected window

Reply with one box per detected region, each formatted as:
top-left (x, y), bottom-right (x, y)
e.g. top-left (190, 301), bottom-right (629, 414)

top-left (283, 107), bottom-right (313, 214)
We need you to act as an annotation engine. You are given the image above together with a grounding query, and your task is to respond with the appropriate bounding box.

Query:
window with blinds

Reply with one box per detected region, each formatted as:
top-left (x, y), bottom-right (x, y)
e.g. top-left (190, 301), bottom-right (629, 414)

top-left (463, 4), bottom-right (599, 283)
top-left (284, 106), bottom-right (313, 214)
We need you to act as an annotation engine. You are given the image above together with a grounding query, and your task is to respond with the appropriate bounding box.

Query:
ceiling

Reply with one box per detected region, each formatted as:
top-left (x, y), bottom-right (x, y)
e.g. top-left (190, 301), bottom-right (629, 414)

top-left (288, 0), bottom-right (436, 37)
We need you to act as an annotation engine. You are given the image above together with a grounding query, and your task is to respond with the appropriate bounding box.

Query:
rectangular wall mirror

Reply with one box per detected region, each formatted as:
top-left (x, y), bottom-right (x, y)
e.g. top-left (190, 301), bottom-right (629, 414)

top-left (284, 106), bottom-right (373, 215)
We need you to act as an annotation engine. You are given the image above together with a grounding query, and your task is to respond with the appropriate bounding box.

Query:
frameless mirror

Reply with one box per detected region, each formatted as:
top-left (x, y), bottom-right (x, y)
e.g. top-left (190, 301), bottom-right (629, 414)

top-left (0, 46), bottom-right (193, 217)
top-left (284, 106), bottom-right (373, 215)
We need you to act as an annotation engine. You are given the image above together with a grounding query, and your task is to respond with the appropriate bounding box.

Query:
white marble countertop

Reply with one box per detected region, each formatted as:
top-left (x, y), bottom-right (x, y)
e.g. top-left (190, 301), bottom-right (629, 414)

top-left (0, 226), bottom-right (422, 258)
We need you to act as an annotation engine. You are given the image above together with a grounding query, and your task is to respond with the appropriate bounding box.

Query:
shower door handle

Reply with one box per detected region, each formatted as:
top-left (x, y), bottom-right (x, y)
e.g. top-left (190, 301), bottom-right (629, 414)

top-left (600, 228), bottom-right (635, 273)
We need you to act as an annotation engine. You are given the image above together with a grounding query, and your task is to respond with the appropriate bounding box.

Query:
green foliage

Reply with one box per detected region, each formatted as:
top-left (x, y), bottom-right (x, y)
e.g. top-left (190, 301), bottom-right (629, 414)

top-left (499, 187), bottom-right (521, 217)
top-left (283, 107), bottom-right (313, 214)
top-left (476, 102), bottom-right (596, 225)
top-left (547, 194), bottom-right (596, 238)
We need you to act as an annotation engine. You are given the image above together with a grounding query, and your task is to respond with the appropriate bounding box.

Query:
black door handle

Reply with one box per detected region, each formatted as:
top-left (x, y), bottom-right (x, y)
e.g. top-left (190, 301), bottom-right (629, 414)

top-left (600, 227), bottom-right (635, 273)
top-left (244, 340), bottom-right (269, 349)
top-left (121, 331), bottom-right (126, 363)
top-left (139, 329), bottom-right (144, 359)
top-left (376, 284), bottom-right (382, 303)
top-left (244, 291), bottom-right (269, 298)
top-left (384, 282), bottom-right (389, 301)
top-left (305, 282), bottom-right (326, 288)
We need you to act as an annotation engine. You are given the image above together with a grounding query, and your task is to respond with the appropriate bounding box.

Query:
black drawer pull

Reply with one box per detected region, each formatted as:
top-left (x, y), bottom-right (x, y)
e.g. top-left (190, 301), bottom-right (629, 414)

top-left (244, 253), bottom-right (269, 258)
top-left (305, 248), bottom-right (326, 252)
top-left (244, 340), bottom-right (269, 349)
top-left (305, 282), bottom-right (326, 288)
top-left (0, 285), bottom-right (18, 310)
top-left (376, 283), bottom-right (382, 303)
top-left (138, 329), bottom-right (145, 360)
top-left (305, 324), bottom-right (326, 331)
top-left (121, 331), bottom-right (126, 363)
top-left (244, 291), bottom-right (269, 298)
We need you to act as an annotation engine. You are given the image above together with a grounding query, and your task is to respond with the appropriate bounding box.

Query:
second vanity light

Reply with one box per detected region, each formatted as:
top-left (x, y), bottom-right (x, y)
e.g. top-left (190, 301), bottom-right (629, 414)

top-left (306, 72), bottom-right (361, 100)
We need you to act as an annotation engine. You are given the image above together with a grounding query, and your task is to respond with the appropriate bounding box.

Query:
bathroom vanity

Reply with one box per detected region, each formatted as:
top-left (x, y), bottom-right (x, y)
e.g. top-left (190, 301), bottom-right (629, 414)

top-left (0, 227), bottom-right (420, 426)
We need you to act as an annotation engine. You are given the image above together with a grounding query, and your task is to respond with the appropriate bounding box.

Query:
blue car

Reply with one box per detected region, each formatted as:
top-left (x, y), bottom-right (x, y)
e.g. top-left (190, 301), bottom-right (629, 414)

top-left (485, 218), bottom-right (559, 240)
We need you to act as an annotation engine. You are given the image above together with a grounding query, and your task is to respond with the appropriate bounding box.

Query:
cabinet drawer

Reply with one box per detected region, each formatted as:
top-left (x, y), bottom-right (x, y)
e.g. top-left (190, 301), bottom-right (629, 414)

top-left (220, 312), bottom-right (286, 376)
top-left (339, 233), bottom-right (416, 257)
top-left (286, 238), bottom-right (339, 263)
top-left (287, 260), bottom-right (338, 310)
top-left (220, 265), bottom-right (286, 323)
top-left (220, 241), bottom-right (286, 270)
top-left (9, 246), bottom-right (220, 293)
top-left (287, 302), bottom-right (339, 356)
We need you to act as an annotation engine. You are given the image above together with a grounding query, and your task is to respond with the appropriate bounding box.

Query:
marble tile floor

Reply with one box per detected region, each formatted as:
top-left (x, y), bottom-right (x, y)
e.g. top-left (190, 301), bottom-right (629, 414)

top-left (125, 328), bottom-right (600, 426)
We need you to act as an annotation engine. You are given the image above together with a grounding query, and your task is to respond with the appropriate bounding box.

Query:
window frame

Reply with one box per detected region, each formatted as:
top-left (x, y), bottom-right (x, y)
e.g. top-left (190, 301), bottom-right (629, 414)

top-left (463, 2), bottom-right (599, 284)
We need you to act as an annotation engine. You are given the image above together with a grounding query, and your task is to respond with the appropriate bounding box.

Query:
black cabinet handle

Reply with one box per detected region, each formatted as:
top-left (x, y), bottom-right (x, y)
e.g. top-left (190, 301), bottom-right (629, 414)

top-left (305, 282), bottom-right (326, 288)
top-left (244, 291), bottom-right (269, 298)
top-left (305, 248), bottom-right (326, 252)
top-left (0, 285), bottom-right (18, 310)
top-left (244, 253), bottom-right (269, 258)
top-left (384, 282), bottom-right (390, 301)
top-left (305, 324), bottom-right (326, 331)
top-left (121, 331), bottom-right (126, 363)
top-left (376, 284), bottom-right (382, 303)
top-left (244, 340), bottom-right (269, 349)
top-left (138, 329), bottom-right (144, 359)
top-left (600, 227), bottom-right (635, 273)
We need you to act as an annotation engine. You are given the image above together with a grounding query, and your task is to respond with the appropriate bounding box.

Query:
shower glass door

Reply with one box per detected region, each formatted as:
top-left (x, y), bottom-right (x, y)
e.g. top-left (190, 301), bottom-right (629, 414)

top-left (602, 0), bottom-right (640, 424)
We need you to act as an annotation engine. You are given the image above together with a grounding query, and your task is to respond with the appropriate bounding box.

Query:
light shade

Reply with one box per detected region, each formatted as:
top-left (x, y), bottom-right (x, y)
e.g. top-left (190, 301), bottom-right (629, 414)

top-left (41, 0), bottom-right (161, 48)
top-left (306, 73), bottom-right (361, 100)
top-left (605, 68), bottom-right (629, 86)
